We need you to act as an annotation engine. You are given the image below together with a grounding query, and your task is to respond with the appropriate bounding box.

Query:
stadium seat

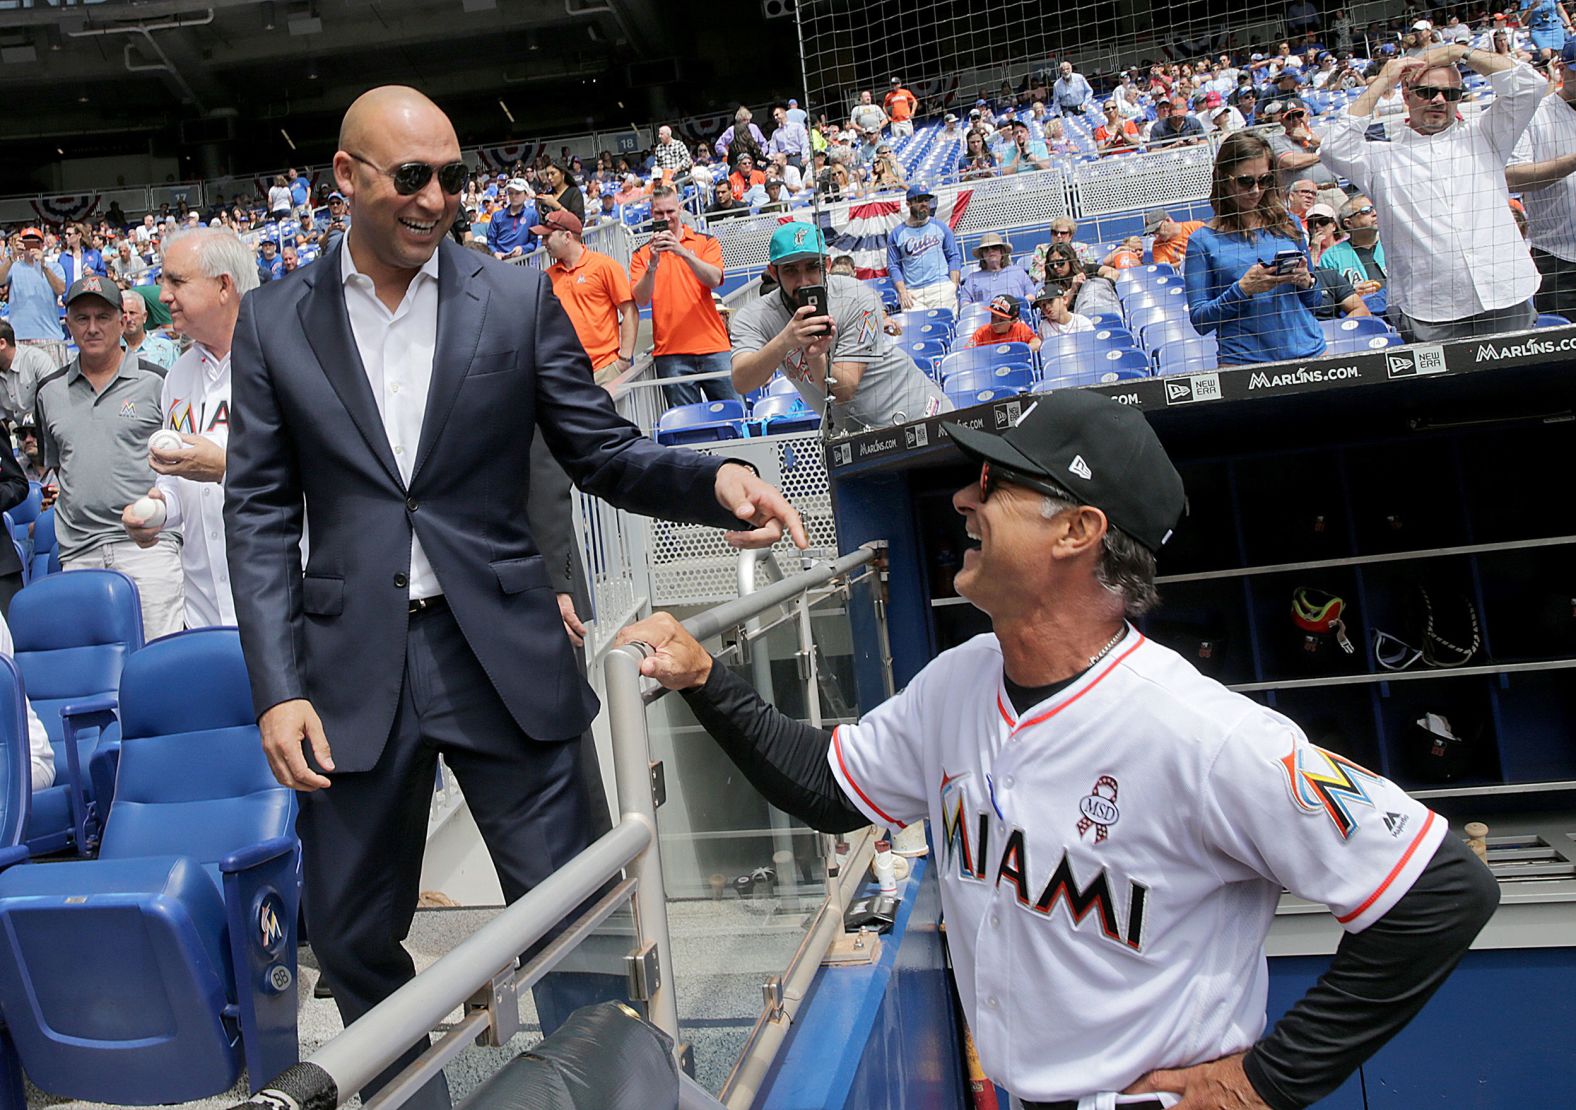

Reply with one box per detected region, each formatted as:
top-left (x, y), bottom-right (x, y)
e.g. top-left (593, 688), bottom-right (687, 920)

top-left (0, 628), bottom-right (300, 1105)
top-left (1536, 313), bottom-right (1571, 328)
top-left (0, 656), bottom-right (31, 852)
top-left (654, 400), bottom-right (747, 446)
top-left (750, 394), bottom-right (821, 435)
top-left (11, 570), bottom-right (144, 858)
top-left (956, 304), bottom-right (992, 330)
top-left (1116, 262), bottom-right (1177, 284)
top-left (1139, 318), bottom-right (1201, 351)
top-left (946, 385), bottom-right (1022, 409)
top-left (938, 343), bottom-right (1035, 383)
top-left (26, 509), bottom-right (58, 582)
top-left (1038, 328), bottom-right (1138, 375)
top-left (894, 308), bottom-right (955, 332)
top-left (1037, 348), bottom-right (1150, 390)
top-left (1117, 274), bottom-right (1179, 304)
top-left (903, 338), bottom-right (949, 376)
top-left (1085, 313), bottom-right (1124, 329)
top-left (905, 322), bottom-right (954, 344)
top-left (764, 376), bottom-right (799, 398)
top-left (1126, 299), bottom-right (1189, 336)
top-left (1320, 316), bottom-right (1393, 342)
top-left (5, 485), bottom-right (40, 534)
top-left (1155, 336), bottom-right (1219, 376)
top-left (1325, 333), bottom-right (1402, 355)
top-left (943, 365), bottom-right (1035, 396)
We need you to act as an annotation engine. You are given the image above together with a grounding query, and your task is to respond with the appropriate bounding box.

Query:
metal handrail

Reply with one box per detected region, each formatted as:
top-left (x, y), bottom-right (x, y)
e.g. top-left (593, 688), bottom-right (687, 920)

top-left (237, 546), bottom-right (886, 1108)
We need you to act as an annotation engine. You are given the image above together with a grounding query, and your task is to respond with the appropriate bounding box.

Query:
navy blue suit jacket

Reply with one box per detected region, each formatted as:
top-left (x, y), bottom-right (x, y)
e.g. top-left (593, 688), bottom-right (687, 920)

top-left (225, 238), bottom-right (736, 770)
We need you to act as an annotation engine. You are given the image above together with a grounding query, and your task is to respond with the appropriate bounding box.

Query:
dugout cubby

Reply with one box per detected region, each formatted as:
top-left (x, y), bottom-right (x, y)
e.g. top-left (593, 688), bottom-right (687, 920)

top-left (831, 354), bottom-right (1576, 805)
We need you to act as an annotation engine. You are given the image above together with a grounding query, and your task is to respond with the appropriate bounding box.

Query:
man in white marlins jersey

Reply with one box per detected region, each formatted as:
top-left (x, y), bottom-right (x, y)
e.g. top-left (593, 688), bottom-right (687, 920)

top-left (620, 390), bottom-right (1498, 1110)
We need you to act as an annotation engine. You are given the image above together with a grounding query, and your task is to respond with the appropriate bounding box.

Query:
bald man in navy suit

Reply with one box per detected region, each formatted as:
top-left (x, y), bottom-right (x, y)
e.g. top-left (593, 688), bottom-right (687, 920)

top-left (225, 86), bottom-right (806, 1105)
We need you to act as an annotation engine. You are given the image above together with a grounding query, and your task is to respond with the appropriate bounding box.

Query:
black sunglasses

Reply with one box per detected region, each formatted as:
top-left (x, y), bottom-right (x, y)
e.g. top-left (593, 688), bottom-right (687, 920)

top-left (1232, 172), bottom-right (1278, 191)
top-left (1308, 216), bottom-right (1335, 227)
top-left (1408, 84), bottom-right (1465, 102)
top-left (1351, 204), bottom-right (1376, 217)
top-left (979, 461), bottom-right (1073, 504)
top-left (348, 152), bottom-right (468, 196)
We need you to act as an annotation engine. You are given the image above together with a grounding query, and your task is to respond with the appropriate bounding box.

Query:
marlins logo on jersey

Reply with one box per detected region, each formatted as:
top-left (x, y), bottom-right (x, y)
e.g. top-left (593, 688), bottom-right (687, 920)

top-left (1279, 744), bottom-right (1383, 840)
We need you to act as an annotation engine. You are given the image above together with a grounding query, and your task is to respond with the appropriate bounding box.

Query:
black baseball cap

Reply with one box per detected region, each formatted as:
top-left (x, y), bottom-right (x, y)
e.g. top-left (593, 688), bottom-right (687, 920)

top-left (943, 390), bottom-right (1185, 553)
top-left (63, 274), bottom-right (122, 311)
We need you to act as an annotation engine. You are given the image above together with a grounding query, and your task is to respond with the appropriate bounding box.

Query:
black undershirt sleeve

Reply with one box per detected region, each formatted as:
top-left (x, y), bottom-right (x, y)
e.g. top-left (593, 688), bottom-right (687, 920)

top-left (1242, 833), bottom-right (1500, 1109)
top-left (677, 660), bottom-right (869, 833)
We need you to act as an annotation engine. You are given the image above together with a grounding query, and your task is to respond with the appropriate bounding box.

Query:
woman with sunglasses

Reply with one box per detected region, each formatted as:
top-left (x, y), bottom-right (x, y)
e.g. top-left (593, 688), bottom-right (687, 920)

top-left (1183, 132), bottom-right (1326, 366)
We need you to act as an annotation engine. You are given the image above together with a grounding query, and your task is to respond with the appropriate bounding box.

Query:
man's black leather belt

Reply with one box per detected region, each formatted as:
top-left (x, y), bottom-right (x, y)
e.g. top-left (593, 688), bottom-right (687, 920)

top-left (409, 594), bottom-right (447, 615)
top-left (1023, 1100), bottom-right (1167, 1110)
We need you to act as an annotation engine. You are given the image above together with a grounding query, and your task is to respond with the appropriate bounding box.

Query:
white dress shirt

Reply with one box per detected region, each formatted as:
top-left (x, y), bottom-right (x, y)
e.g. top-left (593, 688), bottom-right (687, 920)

top-left (340, 235), bottom-right (442, 600)
top-left (1321, 62), bottom-right (1544, 322)
top-left (1510, 94), bottom-right (1576, 264)
top-left (155, 342), bottom-right (237, 627)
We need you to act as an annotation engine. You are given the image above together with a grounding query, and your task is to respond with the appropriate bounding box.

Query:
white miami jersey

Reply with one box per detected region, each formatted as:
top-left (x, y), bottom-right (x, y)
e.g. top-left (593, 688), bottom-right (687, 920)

top-left (828, 628), bottom-right (1445, 1102)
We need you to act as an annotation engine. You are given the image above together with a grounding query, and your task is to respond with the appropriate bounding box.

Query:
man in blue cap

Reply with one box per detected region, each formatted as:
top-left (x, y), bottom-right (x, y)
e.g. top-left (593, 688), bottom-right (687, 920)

top-left (887, 184), bottom-right (963, 312)
top-left (730, 222), bottom-right (950, 432)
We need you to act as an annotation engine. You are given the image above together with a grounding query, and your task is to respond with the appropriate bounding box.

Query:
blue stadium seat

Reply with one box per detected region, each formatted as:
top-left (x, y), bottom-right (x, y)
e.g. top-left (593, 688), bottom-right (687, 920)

top-left (1324, 332), bottom-right (1402, 355)
top-left (1115, 262), bottom-right (1178, 285)
top-left (905, 322), bottom-right (954, 344)
top-left (0, 656), bottom-right (31, 853)
top-left (6, 485), bottom-right (40, 533)
top-left (0, 628), bottom-right (300, 1105)
top-left (750, 394), bottom-right (821, 434)
top-left (1139, 318), bottom-right (1201, 351)
top-left (1037, 348), bottom-right (1150, 390)
top-left (943, 365), bottom-right (1035, 396)
top-left (26, 509), bottom-right (58, 582)
top-left (1320, 316), bottom-right (1393, 342)
top-left (1038, 328), bottom-right (1138, 376)
top-left (894, 308), bottom-right (955, 332)
top-left (1536, 313), bottom-right (1571, 328)
top-left (903, 338), bottom-right (949, 376)
top-left (938, 343), bottom-right (1035, 383)
top-left (1155, 336), bottom-right (1220, 376)
top-left (1085, 313), bottom-right (1124, 329)
top-left (956, 304), bottom-right (992, 329)
top-left (763, 376), bottom-right (799, 397)
top-left (10, 570), bottom-right (144, 858)
top-left (1117, 274), bottom-right (1179, 303)
top-left (654, 400), bottom-right (747, 446)
top-left (1126, 299), bottom-right (1189, 336)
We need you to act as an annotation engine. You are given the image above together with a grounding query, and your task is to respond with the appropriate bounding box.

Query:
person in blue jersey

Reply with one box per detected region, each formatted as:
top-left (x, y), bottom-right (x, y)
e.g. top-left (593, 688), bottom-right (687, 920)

top-left (1184, 132), bottom-right (1326, 366)
top-left (886, 185), bottom-right (963, 312)
top-left (1522, 0), bottom-right (1572, 61)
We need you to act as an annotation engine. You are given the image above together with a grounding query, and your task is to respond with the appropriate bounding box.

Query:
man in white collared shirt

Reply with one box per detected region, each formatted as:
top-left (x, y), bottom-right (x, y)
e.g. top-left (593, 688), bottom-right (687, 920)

top-left (1507, 62), bottom-right (1576, 319)
top-left (1321, 43), bottom-right (1544, 341)
top-left (120, 228), bottom-right (257, 627)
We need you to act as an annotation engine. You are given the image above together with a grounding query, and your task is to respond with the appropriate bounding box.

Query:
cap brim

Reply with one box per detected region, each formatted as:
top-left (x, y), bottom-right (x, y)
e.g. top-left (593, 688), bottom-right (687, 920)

top-left (771, 250), bottom-right (825, 266)
top-left (529, 225), bottom-right (554, 236)
top-left (942, 419), bottom-right (1045, 474)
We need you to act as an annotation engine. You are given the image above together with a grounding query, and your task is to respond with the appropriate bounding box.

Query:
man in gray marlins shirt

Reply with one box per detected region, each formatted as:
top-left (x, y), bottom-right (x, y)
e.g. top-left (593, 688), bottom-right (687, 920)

top-left (729, 223), bottom-right (950, 433)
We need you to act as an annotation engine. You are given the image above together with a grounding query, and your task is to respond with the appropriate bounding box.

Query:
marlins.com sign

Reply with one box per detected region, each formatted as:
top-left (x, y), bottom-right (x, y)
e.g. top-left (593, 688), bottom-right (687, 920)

top-left (1248, 365), bottom-right (1360, 389)
top-left (1473, 334), bottom-right (1576, 362)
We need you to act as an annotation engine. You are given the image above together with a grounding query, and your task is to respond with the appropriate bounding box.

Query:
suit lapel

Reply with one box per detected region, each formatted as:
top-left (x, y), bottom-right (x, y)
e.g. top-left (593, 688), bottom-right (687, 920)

top-left (411, 239), bottom-right (488, 484)
top-left (298, 242), bottom-right (404, 488)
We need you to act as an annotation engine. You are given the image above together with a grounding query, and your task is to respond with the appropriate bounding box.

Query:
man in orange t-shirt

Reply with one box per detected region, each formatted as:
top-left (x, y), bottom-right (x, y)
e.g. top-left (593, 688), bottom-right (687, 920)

top-left (1145, 208), bottom-right (1206, 267)
top-left (885, 78), bottom-right (919, 139)
top-left (537, 209), bottom-right (638, 386)
top-left (630, 184), bottom-right (738, 406)
top-left (969, 294), bottom-right (1042, 351)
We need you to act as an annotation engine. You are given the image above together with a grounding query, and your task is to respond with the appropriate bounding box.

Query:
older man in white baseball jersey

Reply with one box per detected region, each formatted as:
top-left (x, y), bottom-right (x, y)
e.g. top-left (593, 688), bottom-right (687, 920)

top-left (618, 390), bottom-right (1498, 1110)
top-left (120, 228), bottom-right (257, 627)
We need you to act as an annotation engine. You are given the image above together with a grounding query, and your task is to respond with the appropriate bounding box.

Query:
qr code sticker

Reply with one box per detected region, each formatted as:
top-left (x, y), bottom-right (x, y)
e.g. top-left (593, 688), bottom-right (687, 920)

top-left (834, 443), bottom-right (851, 466)
top-left (906, 423), bottom-right (929, 449)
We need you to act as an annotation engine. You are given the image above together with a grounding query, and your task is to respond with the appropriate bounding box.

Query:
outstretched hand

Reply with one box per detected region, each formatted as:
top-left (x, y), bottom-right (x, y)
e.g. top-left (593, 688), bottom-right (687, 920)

top-left (715, 462), bottom-right (809, 550)
top-left (1123, 1052), bottom-right (1268, 1110)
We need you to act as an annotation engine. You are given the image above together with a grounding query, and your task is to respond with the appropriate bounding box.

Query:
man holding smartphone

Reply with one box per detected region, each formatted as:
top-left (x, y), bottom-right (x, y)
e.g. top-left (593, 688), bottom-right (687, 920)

top-left (730, 223), bottom-right (950, 433)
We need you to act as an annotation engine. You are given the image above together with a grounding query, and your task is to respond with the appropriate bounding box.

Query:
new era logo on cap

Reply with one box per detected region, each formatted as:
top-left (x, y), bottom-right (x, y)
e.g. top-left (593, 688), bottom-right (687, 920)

top-left (1068, 454), bottom-right (1093, 480)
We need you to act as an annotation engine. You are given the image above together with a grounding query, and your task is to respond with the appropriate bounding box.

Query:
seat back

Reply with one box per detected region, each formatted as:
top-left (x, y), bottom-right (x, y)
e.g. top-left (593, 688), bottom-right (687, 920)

top-left (0, 656), bottom-right (30, 848)
top-left (102, 628), bottom-right (295, 873)
top-left (8, 483), bottom-right (41, 529)
top-left (938, 343), bottom-right (1035, 383)
top-left (944, 364), bottom-right (1034, 396)
top-left (654, 400), bottom-right (746, 445)
top-left (1320, 316), bottom-right (1392, 341)
top-left (12, 570), bottom-right (144, 853)
top-left (28, 507), bottom-right (59, 581)
top-left (1156, 336), bottom-right (1220, 376)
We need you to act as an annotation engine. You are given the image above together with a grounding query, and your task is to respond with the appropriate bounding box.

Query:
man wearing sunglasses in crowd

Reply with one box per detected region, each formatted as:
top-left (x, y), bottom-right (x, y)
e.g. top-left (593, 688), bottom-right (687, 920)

top-left (615, 389), bottom-right (1497, 1110)
top-left (1323, 41), bottom-right (1545, 342)
top-left (1317, 193), bottom-right (1390, 314)
top-left (224, 85), bottom-right (808, 1109)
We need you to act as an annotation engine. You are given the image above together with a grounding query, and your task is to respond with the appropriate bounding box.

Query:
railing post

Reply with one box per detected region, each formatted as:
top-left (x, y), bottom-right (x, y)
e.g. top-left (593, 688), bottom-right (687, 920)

top-left (604, 644), bottom-right (682, 1045)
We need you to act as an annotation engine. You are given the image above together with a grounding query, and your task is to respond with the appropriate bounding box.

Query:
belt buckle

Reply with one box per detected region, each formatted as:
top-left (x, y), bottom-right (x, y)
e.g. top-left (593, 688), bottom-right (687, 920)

top-left (409, 595), bottom-right (442, 615)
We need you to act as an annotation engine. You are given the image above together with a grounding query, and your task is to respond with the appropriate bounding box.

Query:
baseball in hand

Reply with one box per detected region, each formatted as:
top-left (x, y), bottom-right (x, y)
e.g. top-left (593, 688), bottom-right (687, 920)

top-left (129, 497), bottom-right (167, 529)
top-left (149, 429), bottom-right (185, 456)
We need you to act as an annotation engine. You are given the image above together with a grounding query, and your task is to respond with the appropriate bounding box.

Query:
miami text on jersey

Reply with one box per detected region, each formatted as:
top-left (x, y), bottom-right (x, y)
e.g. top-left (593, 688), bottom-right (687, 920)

top-left (941, 772), bottom-right (1149, 951)
top-left (1279, 744), bottom-right (1383, 840)
top-left (166, 397), bottom-right (230, 435)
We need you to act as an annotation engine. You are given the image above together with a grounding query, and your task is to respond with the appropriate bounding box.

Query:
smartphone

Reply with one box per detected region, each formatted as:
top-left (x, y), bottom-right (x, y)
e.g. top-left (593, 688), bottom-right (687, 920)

top-left (795, 283), bottom-right (828, 317)
top-left (1270, 249), bottom-right (1304, 274)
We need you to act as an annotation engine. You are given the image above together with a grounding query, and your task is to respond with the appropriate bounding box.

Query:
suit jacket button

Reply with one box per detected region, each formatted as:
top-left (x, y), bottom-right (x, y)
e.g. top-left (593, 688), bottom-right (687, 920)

top-left (406, 497), bottom-right (419, 511)
top-left (393, 572), bottom-right (409, 588)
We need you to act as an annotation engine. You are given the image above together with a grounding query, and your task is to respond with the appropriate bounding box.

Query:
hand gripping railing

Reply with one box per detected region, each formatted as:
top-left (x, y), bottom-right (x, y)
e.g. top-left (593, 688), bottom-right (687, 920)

top-left (233, 545), bottom-right (881, 1110)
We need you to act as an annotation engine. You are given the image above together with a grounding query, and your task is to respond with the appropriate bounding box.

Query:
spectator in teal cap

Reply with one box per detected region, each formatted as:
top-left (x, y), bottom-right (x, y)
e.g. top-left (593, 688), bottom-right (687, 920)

top-left (727, 222), bottom-right (952, 432)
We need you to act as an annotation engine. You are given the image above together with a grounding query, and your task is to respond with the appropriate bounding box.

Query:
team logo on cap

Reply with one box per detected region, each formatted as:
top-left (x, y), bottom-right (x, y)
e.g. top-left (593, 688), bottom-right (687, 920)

top-left (1076, 775), bottom-right (1120, 843)
top-left (793, 226), bottom-right (809, 247)
top-left (81, 276), bottom-right (103, 294)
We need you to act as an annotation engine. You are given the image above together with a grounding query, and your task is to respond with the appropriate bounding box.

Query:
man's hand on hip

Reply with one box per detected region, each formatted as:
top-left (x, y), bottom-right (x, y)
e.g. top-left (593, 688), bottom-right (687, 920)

top-left (149, 432), bottom-right (226, 483)
top-left (615, 613), bottom-right (713, 689)
top-left (1123, 1052), bottom-right (1269, 1110)
top-left (714, 461), bottom-right (809, 550)
top-left (260, 698), bottom-right (335, 791)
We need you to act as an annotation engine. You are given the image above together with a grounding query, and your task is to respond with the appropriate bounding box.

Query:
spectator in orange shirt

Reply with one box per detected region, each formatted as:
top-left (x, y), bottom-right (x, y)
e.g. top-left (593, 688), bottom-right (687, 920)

top-left (537, 210), bottom-right (639, 387)
top-left (1145, 208), bottom-right (1206, 266)
top-left (729, 154), bottom-right (768, 202)
top-left (969, 294), bottom-right (1042, 351)
top-left (1094, 101), bottom-right (1143, 153)
top-left (885, 78), bottom-right (919, 138)
top-left (630, 185), bottom-right (738, 407)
